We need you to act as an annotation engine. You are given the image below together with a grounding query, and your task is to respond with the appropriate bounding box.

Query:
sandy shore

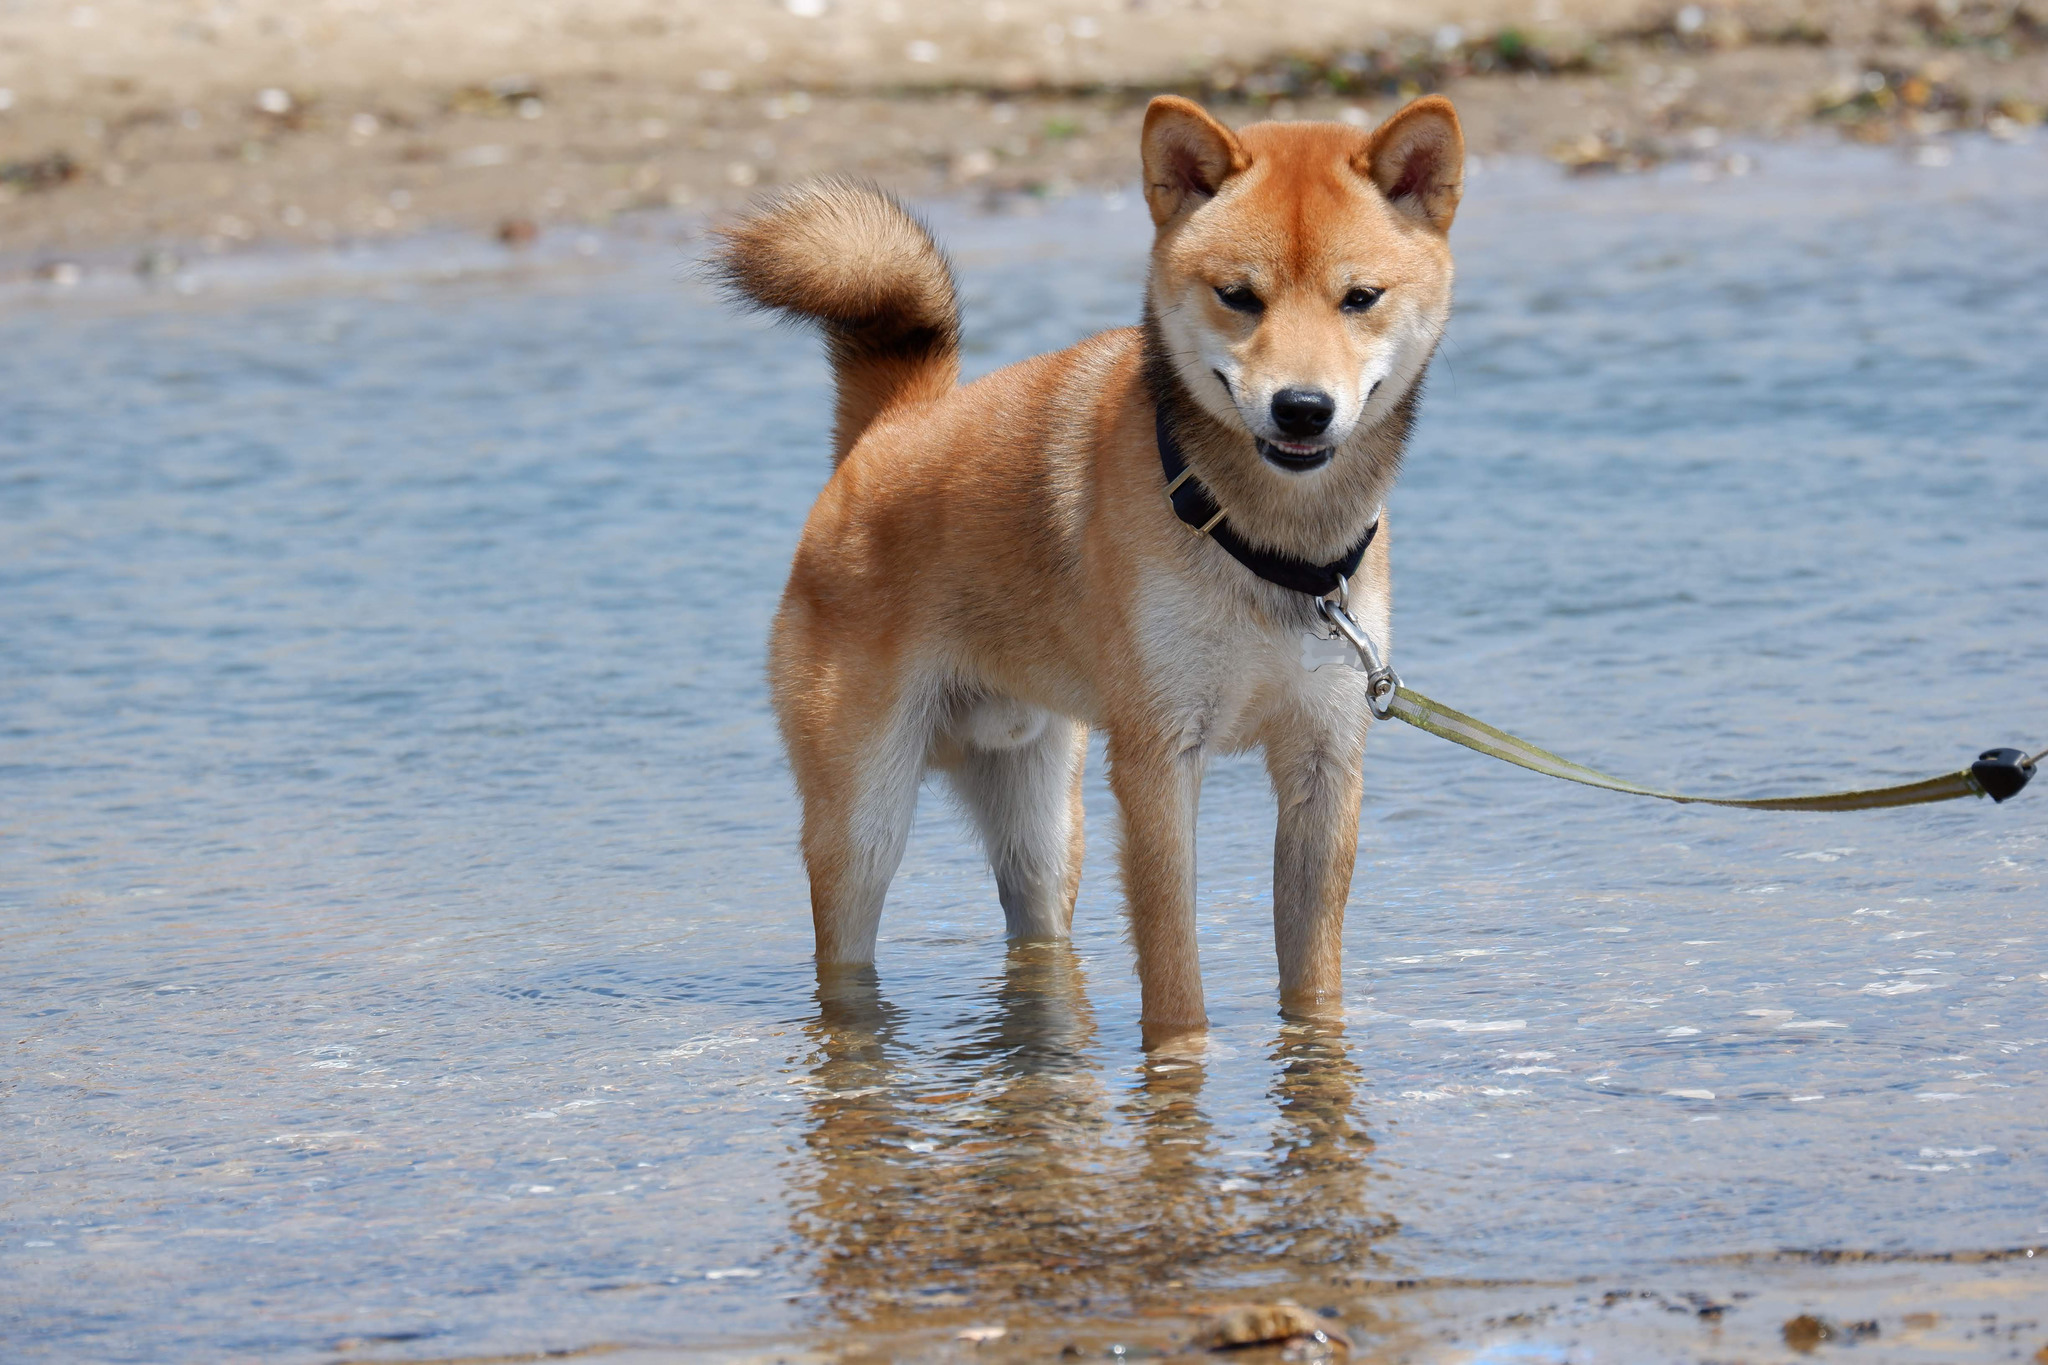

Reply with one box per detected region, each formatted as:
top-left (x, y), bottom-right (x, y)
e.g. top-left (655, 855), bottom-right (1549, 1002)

top-left (3, 0), bottom-right (2044, 267)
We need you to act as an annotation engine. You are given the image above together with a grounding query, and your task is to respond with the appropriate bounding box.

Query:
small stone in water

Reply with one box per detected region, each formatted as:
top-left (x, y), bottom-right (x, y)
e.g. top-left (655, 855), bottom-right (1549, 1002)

top-left (1195, 1303), bottom-right (1346, 1351)
top-left (1783, 1314), bottom-right (1832, 1351)
top-left (496, 216), bottom-right (538, 247)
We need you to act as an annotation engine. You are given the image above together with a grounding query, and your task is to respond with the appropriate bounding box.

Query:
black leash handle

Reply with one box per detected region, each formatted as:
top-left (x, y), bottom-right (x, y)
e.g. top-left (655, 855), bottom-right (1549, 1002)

top-left (1972, 748), bottom-right (2043, 803)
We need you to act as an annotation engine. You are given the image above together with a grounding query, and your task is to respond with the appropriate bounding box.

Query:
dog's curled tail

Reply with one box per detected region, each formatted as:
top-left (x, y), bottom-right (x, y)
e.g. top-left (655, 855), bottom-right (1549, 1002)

top-left (711, 179), bottom-right (960, 462)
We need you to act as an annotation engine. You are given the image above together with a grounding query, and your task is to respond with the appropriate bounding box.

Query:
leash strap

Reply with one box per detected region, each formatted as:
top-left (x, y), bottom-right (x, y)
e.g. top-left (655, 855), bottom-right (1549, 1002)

top-left (1385, 687), bottom-right (2014, 810)
top-left (1314, 593), bottom-right (2037, 811)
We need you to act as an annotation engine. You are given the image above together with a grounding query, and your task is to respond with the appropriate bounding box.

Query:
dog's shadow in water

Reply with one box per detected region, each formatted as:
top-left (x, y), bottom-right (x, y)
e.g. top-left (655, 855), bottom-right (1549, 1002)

top-left (790, 947), bottom-right (1398, 1331)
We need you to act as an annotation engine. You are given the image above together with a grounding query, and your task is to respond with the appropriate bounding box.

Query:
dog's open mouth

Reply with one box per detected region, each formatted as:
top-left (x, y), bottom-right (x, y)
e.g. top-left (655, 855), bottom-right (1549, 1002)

top-left (1257, 438), bottom-right (1333, 473)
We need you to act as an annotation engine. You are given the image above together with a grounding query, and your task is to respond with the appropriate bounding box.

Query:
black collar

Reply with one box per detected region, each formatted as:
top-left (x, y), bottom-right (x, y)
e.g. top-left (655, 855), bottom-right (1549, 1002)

top-left (1156, 406), bottom-right (1378, 599)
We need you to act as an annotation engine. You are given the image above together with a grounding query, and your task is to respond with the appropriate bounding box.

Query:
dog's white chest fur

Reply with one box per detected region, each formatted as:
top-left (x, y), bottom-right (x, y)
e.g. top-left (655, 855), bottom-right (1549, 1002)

top-left (1131, 556), bottom-right (1384, 756)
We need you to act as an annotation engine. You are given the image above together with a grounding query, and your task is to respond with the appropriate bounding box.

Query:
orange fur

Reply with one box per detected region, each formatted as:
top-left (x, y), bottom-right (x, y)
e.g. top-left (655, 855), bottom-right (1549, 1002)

top-left (710, 178), bottom-right (961, 461)
top-left (715, 98), bottom-right (1464, 1047)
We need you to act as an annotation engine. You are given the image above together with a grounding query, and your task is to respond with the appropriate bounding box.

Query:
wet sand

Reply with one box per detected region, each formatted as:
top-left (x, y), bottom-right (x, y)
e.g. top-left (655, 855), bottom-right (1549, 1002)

top-left (3, 0), bottom-right (2045, 267)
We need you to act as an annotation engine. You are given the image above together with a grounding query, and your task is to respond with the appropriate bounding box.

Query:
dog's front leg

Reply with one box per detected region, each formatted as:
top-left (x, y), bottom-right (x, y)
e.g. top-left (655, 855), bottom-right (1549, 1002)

top-left (1107, 723), bottom-right (1207, 1046)
top-left (1266, 726), bottom-right (1367, 1012)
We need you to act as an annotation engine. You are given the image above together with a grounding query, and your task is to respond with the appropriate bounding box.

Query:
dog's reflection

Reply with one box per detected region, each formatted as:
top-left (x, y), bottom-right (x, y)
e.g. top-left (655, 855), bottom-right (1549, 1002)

top-left (793, 947), bottom-right (1394, 1326)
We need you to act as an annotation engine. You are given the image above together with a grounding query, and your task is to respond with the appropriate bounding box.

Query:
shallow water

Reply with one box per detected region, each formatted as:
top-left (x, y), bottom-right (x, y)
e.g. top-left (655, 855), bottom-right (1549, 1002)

top-left (4, 139), bottom-right (2047, 1363)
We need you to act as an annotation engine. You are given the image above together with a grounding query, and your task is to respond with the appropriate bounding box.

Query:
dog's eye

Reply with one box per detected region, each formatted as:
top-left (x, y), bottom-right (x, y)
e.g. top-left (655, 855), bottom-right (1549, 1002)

top-left (1341, 287), bottom-right (1383, 313)
top-left (1214, 284), bottom-right (1264, 315)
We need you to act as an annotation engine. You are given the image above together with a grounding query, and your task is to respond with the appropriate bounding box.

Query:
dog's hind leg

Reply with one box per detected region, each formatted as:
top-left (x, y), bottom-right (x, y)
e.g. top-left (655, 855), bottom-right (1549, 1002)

top-left (783, 672), bottom-right (937, 966)
top-left (943, 703), bottom-right (1088, 942)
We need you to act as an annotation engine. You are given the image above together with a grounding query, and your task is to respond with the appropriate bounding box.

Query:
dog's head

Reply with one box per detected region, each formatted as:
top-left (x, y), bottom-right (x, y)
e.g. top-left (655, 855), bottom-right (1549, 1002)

top-left (1142, 96), bottom-right (1462, 482)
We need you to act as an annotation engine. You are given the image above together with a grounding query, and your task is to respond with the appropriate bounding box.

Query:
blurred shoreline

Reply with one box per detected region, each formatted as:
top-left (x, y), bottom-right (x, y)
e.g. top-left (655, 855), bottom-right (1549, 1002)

top-left (3, 0), bottom-right (2044, 273)
top-left (12, 130), bottom-right (2045, 313)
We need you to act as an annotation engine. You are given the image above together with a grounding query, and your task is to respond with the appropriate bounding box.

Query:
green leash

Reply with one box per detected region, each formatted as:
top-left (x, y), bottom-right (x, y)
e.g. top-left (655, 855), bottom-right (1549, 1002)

top-left (1313, 590), bottom-right (2039, 812)
top-left (1387, 686), bottom-right (2036, 810)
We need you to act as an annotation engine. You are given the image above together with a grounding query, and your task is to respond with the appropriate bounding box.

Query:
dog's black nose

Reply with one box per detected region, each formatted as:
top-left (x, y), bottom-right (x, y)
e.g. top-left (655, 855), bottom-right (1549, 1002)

top-left (1270, 388), bottom-right (1335, 440)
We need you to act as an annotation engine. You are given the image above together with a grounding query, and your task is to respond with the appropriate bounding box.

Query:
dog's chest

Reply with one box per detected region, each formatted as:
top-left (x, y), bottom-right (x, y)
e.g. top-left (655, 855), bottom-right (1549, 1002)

top-left (1130, 562), bottom-right (1380, 752)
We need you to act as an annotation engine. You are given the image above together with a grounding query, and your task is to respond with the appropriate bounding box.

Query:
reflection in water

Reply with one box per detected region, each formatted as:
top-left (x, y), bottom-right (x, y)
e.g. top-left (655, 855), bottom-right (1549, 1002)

top-left (791, 949), bottom-right (1394, 1329)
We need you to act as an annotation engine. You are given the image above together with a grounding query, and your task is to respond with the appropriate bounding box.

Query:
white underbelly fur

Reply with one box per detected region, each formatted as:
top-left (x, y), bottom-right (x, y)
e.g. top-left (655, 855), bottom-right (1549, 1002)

top-left (953, 694), bottom-right (1053, 751)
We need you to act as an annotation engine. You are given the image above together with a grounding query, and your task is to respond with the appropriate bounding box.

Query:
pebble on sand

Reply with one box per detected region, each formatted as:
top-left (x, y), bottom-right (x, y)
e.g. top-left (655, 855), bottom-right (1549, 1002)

top-left (1193, 1303), bottom-right (1347, 1351)
top-left (1783, 1315), bottom-right (1880, 1352)
top-left (955, 1326), bottom-right (1007, 1343)
top-left (2, 150), bottom-right (82, 192)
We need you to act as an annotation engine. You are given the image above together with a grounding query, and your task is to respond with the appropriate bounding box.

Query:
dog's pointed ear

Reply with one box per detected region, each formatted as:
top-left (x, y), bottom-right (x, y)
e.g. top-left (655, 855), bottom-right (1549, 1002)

top-left (1355, 96), bottom-right (1465, 234)
top-left (1141, 96), bottom-right (1249, 227)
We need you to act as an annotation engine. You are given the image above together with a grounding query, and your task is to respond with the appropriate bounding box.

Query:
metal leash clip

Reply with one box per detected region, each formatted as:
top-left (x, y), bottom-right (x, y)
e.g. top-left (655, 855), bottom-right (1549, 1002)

top-left (1317, 574), bottom-right (1402, 721)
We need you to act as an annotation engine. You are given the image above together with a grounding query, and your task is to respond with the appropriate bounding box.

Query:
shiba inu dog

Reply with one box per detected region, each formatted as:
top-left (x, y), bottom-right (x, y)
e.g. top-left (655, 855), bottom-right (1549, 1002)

top-left (714, 95), bottom-right (1463, 1045)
